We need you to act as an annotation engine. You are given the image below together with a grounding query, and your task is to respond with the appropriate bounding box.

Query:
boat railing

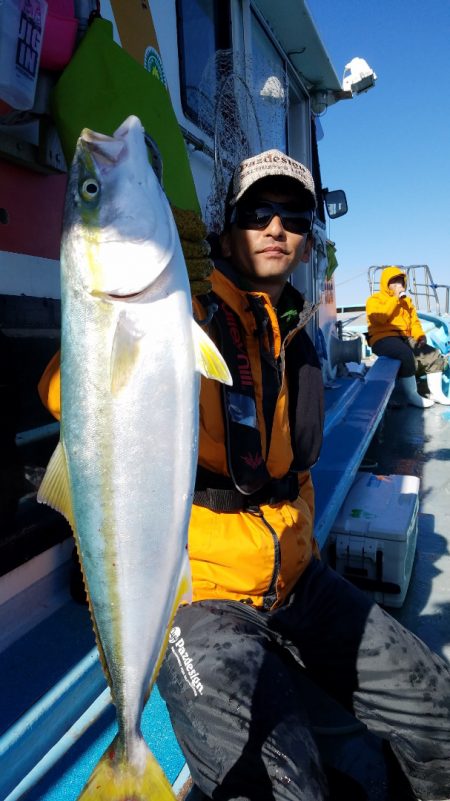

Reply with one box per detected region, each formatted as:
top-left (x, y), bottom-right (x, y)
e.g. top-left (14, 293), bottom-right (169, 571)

top-left (368, 265), bottom-right (450, 316)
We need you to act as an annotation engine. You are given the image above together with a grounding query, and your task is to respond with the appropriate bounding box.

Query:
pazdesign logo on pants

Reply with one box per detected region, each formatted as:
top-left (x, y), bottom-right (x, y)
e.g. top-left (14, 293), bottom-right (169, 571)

top-left (168, 626), bottom-right (204, 696)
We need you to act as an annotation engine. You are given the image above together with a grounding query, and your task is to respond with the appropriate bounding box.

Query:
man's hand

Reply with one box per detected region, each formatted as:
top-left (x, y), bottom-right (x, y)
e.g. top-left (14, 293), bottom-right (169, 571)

top-left (171, 206), bottom-right (214, 295)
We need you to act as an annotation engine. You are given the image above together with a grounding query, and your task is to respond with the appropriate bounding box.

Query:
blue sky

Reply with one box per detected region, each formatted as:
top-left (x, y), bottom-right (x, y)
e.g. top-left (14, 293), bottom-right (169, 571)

top-left (307, 0), bottom-right (450, 308)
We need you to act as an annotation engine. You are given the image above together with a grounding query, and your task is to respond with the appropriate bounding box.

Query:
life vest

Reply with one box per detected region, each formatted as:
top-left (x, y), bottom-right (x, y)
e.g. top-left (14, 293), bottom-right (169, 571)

top-left (207, 292), bottom-right (282, 494)
top-left (189, 267), bottom-right (323, 608)
top-left (193, 273), bottom-right (321, 512)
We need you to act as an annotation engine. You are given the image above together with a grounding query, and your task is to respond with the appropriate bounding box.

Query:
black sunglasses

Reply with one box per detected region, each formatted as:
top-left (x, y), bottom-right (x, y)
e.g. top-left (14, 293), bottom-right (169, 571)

top-left (230, 201), bottom-right (313, 234)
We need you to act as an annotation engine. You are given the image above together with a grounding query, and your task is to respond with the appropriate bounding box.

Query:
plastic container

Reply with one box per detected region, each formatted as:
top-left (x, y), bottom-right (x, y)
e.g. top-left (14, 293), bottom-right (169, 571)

top-left (329, 473), bottom-right (420, 607)
top-left (40, 0), bottom-right (77, 71)
top-left (0, 0), bottom-right (47, 110)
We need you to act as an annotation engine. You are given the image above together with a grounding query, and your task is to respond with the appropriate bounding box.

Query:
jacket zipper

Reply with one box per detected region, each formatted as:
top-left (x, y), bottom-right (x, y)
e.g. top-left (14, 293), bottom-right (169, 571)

top-left (249, 507), bottom-right (280, 609)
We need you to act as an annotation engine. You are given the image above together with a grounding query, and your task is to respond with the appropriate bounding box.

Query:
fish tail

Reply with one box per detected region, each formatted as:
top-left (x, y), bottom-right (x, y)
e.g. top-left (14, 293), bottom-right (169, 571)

top-left (77, 734), bottom-right (176, 800)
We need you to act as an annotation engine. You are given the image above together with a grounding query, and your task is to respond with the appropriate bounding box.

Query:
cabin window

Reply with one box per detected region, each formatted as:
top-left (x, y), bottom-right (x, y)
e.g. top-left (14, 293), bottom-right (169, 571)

top-left (249, 12), bottom-right (287, 153)
top-left (310, 117), bottom-right (326, 224)
top-left (176, 0), bottom-right (231, 129)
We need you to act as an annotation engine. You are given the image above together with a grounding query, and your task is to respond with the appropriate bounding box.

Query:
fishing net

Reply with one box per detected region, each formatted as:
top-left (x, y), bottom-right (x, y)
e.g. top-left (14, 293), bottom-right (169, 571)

top-left (196, 48), bottom-right (288, 233)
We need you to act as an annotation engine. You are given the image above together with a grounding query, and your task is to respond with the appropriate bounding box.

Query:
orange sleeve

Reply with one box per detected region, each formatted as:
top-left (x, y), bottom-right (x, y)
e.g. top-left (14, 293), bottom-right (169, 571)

top-left (366, 292), bottom-right (399, 325)
top-left (38, 350), bottom-right (61, 421)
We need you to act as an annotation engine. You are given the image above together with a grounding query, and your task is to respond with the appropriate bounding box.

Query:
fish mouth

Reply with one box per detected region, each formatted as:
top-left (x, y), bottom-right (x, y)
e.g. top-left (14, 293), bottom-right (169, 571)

top-left (93, 287), bottom-right (151, 303)
top-left (80, 130), bottom-right (127, 167)
top-left (108, 291), bottom-right (144, 300)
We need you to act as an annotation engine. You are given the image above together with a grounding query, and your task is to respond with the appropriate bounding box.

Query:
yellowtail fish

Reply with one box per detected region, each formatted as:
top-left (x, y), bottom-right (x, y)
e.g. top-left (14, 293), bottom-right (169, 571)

top-left (38, 115), bottom-right (231, 800)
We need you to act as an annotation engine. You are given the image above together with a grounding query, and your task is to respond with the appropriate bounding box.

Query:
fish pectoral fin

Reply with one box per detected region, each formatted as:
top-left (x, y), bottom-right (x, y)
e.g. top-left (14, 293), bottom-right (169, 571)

top-left (37, 440), bottom-right (75, 531)
top-left (77, 734), bottom-right (176, 800)
top-left (110, 312), bottom-right (144, 394)
top-left (192, 318), bottom-right (232, 385)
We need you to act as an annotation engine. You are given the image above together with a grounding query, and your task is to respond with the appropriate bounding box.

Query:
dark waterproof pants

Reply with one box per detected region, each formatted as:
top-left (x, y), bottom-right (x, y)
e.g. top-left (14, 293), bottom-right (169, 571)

top-left (372, 336), bottom-right (446, 378)
top-left (158, 559), bottom-right (450, 801)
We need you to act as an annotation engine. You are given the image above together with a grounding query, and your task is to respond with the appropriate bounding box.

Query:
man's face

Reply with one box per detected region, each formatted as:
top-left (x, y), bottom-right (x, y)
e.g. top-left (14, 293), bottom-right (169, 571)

top-left (388, 276), bottom-right (406, 296)
top-left (220, 188), bottom-right (313, 291)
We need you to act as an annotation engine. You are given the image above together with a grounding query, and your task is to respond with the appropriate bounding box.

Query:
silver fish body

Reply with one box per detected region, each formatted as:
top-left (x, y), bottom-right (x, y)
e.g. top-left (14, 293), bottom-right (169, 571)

top-left (39, 115), bottom-right (230, 798)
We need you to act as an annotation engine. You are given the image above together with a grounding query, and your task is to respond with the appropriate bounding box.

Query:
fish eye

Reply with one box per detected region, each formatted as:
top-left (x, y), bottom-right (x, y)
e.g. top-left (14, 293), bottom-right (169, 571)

top-left (80, 178), bottom-right (100, 202)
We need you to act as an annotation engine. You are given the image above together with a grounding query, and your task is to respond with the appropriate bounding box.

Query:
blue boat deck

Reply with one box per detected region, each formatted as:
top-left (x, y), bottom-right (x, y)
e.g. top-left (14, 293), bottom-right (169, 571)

top-left (0, 595), bottom-right (186, 800)
top-left (1, 365), bottom-right (450, 800)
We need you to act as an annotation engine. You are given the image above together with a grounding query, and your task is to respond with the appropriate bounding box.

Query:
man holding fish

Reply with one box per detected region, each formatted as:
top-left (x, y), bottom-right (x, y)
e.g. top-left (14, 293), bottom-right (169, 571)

top-left (157, 151), bottom-right (450, 801)
top-left (39, 127), bottom-right (450, 801)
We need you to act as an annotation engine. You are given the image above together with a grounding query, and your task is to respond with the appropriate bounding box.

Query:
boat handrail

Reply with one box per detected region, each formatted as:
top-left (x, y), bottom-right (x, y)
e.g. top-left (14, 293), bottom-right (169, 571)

top-left (431, 283), bottom-right (450, 316)
top-left (312, 355), bottom-right (400, 548)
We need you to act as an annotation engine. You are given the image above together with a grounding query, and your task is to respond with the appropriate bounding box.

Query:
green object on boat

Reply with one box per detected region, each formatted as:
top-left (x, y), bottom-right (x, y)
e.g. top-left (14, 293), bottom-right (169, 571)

top-left (52, 18), bottom-right (200, 213)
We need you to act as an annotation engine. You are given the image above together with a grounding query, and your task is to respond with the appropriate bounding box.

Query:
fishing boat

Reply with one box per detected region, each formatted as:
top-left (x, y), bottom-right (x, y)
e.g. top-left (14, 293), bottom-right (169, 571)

top-left (0, 2), bottom-right (448, 800)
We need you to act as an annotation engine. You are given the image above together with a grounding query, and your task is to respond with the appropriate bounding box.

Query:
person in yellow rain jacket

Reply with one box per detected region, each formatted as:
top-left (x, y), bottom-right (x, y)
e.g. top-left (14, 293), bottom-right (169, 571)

top-left (39, 153), bottom-right (450, 801)
top-left (366, 265), bottom-right (450, 407)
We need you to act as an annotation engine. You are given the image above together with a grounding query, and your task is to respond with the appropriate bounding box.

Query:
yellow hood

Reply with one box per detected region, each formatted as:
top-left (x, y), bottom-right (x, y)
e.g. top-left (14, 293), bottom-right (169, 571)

top-left (380, 266), bottom-right (407, 294)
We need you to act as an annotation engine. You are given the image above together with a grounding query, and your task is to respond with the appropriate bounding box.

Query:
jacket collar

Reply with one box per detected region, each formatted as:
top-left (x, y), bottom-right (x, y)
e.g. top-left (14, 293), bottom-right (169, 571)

top-left (212, 260), bottom-right (306, 336)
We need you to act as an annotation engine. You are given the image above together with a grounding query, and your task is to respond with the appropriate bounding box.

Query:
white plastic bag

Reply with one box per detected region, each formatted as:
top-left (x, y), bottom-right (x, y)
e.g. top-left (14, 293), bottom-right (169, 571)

top-left (0, 0), bottom-right (47, 110)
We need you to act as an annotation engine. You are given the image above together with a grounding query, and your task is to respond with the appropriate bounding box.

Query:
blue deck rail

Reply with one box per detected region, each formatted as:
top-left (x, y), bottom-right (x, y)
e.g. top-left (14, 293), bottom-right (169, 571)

top-left (313, 356), bottom-right (400, 549)
top-left (0, 357), bottom-right (400, 801)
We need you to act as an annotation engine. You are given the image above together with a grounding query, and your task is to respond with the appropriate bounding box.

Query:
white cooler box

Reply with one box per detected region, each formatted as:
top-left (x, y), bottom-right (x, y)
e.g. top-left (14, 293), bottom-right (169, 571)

top-left (329, 473), bottom-right (420, 607)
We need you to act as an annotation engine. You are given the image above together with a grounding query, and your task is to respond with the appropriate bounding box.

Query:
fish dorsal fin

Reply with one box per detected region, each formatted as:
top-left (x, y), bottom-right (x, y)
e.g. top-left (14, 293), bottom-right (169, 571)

top-left (192, 319), bottom-right (232, 385)
top-left (110, 311), bottom-right (144, 394)
top-left (37, 440), bottom-right (75, 531)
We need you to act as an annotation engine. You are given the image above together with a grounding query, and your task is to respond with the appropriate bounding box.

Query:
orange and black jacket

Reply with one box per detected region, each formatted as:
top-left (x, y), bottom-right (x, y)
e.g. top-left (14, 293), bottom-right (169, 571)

top-left (189, 263), bottom-right (323, 609)
top-left (38, 263), bottom-right (324, 610)
top-left (366, 266), bottom-right (425, 347)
